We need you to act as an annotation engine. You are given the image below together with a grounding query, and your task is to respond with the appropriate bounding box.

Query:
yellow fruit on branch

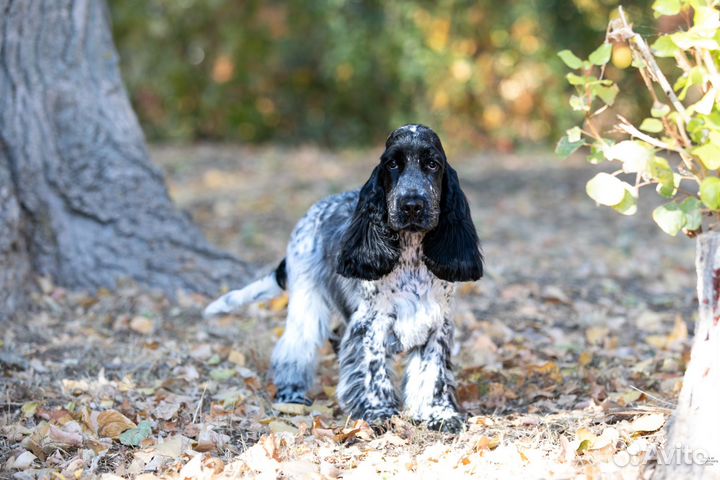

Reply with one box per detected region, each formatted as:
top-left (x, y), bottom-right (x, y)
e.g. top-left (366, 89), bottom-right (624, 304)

top-left (612, 44), bottom-right (633, 69)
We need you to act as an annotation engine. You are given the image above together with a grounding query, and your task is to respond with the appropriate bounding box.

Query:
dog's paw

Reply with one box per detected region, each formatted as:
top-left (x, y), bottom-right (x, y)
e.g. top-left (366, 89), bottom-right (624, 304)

top-left (363, 407), bottom-right (397, 422)
top-left (362, 407), bottom-right (398, 433)
top-left (425, 411), bottom-right (466, 434)
top-left (274, 387), bottom-right (312, 406)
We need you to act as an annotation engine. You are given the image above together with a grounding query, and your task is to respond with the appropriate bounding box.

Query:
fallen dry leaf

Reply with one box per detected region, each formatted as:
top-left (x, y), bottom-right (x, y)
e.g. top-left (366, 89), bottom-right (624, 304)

top-left (268, 420), bottom-right (299, 434)
top-left (97, 410), bottom-right (136, 439)
top-left (228, 350), bottom-right (246, 365)
top-left (628, 414), bottom-right (666, 434)
top-left (272, 402), bottom-right (308, 415)
top-left (154, 435), bottom-right (190, 458)
top-left (154, 401), bottom-right (180, 420)
top-left (10, 451), bottom-right (37, 470)
top-left (268, 293), bottom-right (289, 312)
top-left (130, 315), bottom-right (155, 335)
top-left (475, 435), bottom-right (501, 451)
top-left (21, 401), bottom-right (40, 418)
top-left (586, 326), bottom-right (609, 345)
top-left (195, 425), bottom-right (230, 452)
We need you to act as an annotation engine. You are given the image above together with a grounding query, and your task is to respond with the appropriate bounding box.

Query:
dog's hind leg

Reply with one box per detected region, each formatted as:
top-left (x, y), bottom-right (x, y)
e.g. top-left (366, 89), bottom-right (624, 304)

top-left (271, 278), bottom-right (331, 405)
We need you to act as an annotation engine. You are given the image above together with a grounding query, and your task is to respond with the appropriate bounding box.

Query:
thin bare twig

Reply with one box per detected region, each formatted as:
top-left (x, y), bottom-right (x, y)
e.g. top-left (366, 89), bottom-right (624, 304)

top-left (615, 115), bottom-right (674, 151)
top-left (611, 7), bottom-right (705, 179)
top-left (192, 384), bottom-right (207, 423)
top-left (674, 50), bottom-right (694, 73)
top-left (590, 104), bottom-right (609, 117)
top-left (629, 385), bottom-right (676, 408)
top-left (702, 49), bottom-right (720, 91)
top-left (614, 7), bottom-right (688, 121)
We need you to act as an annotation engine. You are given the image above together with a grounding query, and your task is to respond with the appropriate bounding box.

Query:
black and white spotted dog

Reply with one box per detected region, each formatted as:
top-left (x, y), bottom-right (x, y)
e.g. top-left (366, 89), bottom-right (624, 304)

top-left (204, 124), bottom-right (483, 432)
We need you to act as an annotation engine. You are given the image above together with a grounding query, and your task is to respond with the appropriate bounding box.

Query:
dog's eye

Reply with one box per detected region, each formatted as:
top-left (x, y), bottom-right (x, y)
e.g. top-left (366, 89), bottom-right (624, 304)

top-left (387, 159), bottom-right (400, 170)
top-left (426, 160), bottom-right (439, 171)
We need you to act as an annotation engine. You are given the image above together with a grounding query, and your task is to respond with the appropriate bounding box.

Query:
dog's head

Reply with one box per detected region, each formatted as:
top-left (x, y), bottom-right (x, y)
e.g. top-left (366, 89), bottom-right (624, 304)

top-left (383, 125), bottom-right (445, 232)
top-left (337, 124), bottom-right (483, 282)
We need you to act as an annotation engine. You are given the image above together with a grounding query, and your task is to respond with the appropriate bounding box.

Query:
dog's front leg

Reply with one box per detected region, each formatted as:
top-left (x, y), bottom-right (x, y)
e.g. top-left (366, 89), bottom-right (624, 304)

top-left (403, 317), bottom-right (464, 433)
top-left (337, 310), bottom-right (399, 424)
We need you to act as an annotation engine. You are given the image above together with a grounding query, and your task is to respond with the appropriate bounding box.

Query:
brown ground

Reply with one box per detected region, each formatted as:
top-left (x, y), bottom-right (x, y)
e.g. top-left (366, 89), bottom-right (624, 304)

top-left (1, 145), bottom-right (697, 479)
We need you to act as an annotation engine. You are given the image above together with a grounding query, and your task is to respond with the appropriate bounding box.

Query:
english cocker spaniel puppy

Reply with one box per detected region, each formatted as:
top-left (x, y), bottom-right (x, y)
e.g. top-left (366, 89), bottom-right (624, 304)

top-left (204, 124), bottom-right (483, 432)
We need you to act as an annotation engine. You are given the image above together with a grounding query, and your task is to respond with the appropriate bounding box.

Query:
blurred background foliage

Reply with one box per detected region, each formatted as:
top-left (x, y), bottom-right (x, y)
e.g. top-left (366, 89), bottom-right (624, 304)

top-left (109, 0), bottom-right (655, 149)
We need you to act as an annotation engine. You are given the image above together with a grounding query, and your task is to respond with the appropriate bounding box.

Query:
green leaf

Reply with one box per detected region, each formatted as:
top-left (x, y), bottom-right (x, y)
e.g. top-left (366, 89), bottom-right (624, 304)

top-left (566, 126), bottom-right (583, 143)
top-left (577, 439), bottom-right (593, 453)
top-left (556, 135), bottom-right (585, 159)
top-left (651, 35), bottom-right (679, 57)
top-left (671, 31), bottom-right (719, 51)
top-left (22, 401), bottom-right (40, 418)
top-left (588, 142), bottom-right (610, 165)
top-left (566, 72), bottom-right (589, 85)
top-left (679, 197), bottom-right (703, 231)
top-left (594, 84), bottom-right (619, 106)
top-left (651, 102), bottom-right (671, 118)
top-left (588, 43), bottom-right (612, 66)
top-left (606, 140), bottom-right (654, 173)
top-left (586, 172), bottom-right (629, 206)
top-left (587, 150), bottom-right (604, 164)
top-left (210, 368), bottom-right (236, 381)
top-left (557, 50), bottom-right (583, 69)
top-left (120, 421), bottom-right (153, 447)
top-left (657, 173), bottom-right (681, 198)
top-left (652, 0), bottom-right (682, 17)
top-left (632, 56), bottom-right (647, 69)
top-left (694, 6), bottom-right (720, 37)
top-left (695, 143), bottom-right (720, 170)
top-left (653, 203), bottom-right (687, 236)
top-left (689, 87), bottom-right (717, 115)
top-left (693, 141), bottom-right (720, 170)
top-left (612, 187), bottom-right (638, 216)
top-left (701, 177), bottom-right (720, 210)
top-left (648, 155), bottom-right (673, 181)
top-left (570, 94), bottom-right (590, 112)
top-left (675, 68), bottom-right (706, 101)
top-left (639, 118), bottom-right (664, 133)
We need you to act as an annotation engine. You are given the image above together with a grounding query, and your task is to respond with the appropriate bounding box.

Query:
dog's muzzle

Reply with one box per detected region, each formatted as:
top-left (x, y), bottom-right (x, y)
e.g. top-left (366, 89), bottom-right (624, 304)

top-left (395, 195), bottom-right (433, 231)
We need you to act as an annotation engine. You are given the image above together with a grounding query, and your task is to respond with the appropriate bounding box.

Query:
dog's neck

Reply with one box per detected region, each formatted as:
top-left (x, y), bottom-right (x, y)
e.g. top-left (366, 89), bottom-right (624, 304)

top-left (398, 231), bottom-right (425, 264)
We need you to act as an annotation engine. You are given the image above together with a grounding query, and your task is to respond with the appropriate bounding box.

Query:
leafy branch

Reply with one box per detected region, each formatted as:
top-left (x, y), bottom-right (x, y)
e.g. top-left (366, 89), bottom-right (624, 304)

top-left (557, 0), bottom-right (720, 237)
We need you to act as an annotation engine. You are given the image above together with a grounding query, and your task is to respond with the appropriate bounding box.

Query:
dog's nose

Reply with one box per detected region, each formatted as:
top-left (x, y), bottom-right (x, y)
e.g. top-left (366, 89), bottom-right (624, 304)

top-left (400, 197), bottom-right (425, 219)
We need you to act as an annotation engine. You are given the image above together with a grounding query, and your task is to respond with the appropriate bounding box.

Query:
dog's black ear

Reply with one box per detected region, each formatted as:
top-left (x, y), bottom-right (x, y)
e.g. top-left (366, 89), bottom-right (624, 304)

top-left (423, 165), bottom-right (483, 282)
top-left (337, 166), bottom-right (400, 280)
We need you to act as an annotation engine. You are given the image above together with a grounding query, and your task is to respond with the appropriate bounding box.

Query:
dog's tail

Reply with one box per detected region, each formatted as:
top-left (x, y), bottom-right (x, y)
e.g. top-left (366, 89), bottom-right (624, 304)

top-left (202, 259), bottom-right (288, 319)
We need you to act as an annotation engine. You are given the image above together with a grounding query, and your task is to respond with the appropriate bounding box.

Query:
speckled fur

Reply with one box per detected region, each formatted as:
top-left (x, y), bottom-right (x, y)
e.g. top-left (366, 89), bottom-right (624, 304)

top-left (206, 193), bottom-right (464, 430)
top-left (204, 125), bottom-right (481, 433)
top-left (337, 232), bottom-right (462, 431)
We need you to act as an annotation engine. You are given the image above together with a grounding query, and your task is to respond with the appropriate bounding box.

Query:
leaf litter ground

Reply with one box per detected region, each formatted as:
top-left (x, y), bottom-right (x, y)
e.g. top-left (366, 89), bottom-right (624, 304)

top-left (1, 146), bottom-right (697, 479)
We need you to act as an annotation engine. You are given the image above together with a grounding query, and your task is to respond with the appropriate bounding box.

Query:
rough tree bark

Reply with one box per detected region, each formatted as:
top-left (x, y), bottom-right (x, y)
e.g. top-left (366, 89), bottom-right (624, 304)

top-left (656, 232), bottom-right (720, 479)
top-left (0, 0), bottom-right (249, 318)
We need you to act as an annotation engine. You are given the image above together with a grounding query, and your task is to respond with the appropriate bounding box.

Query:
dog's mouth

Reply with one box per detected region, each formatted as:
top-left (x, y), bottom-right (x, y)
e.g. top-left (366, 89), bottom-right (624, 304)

top-left (389, 216), bottom-right (436, 233)
top-left (399, 223), bottom-right (429, 233)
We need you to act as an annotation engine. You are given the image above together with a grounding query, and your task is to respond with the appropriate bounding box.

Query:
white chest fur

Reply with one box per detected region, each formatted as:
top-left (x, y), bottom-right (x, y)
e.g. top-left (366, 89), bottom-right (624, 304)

top-left (361, 233), bottom-right (454, 351)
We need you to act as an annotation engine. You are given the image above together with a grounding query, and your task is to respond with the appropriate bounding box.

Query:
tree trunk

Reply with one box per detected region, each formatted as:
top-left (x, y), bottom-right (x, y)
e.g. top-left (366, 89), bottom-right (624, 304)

top-left (655, 232), bottom-right (720, 479)
top-left (0, 0), bottom-right (249, 318)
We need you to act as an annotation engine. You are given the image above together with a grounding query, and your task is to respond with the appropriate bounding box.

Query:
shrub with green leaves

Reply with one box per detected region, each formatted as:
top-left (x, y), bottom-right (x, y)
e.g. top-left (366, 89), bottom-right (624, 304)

top-left (110, 0), bottom-right (653, 147)
top-left (558, 1), bottom-right (720, 237)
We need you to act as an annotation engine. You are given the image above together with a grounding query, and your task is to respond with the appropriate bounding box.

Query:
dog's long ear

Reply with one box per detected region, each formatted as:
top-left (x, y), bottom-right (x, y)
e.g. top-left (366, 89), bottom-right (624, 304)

top-left (423, 165), bottom-right (483, 282)
top-left (337, 166), bottom-right (400, 280)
